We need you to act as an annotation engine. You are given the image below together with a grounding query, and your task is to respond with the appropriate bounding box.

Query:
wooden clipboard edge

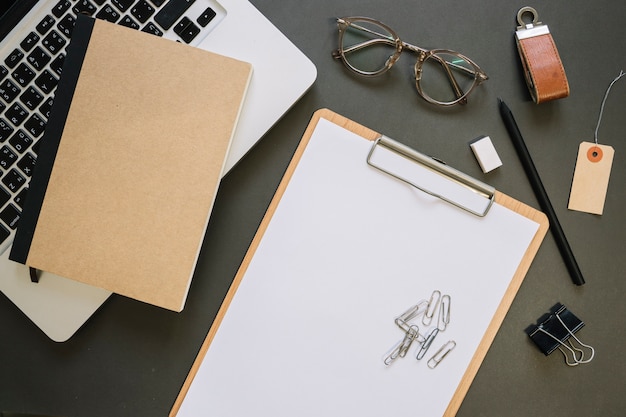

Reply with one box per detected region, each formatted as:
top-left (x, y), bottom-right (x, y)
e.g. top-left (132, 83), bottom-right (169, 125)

top-left (169, 108), bottom-right (549, 416)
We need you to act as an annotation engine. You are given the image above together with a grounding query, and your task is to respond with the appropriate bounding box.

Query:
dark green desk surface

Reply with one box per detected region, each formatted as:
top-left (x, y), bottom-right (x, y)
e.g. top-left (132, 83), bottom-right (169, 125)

top-left (1, 1), bottom-right (625, 416)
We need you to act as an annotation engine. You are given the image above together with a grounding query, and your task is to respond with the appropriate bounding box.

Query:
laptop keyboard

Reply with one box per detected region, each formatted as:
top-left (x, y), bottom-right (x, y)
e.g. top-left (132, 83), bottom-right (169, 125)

top-left (0, 0), bottom-right (223, 252)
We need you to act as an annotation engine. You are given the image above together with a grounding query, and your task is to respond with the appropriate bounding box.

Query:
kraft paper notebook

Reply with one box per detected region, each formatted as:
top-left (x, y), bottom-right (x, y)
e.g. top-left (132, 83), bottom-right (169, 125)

top-left (10, 15), bottom-right (252, 312)
top-left (170, 109), bottom-right (549, 416)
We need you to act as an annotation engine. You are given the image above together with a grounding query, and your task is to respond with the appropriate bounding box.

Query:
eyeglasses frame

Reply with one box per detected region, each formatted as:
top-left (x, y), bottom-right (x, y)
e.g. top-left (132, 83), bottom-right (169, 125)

top-left (332, 16), bottom-right (488, 106)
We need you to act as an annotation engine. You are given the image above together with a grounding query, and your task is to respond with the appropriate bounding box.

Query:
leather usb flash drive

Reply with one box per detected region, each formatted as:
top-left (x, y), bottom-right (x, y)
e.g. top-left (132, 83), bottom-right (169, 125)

top-left (515, 7), bottom-right (569, 103)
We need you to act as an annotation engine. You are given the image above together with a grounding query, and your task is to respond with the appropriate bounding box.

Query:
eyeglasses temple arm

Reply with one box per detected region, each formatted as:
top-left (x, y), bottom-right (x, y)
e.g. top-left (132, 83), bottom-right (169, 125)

top-left (342, 21), bottom-right (396, 42)
top-left (335, 37), bottom-right (398, 57)
top-left (447, 61), bottom-right (487, 80)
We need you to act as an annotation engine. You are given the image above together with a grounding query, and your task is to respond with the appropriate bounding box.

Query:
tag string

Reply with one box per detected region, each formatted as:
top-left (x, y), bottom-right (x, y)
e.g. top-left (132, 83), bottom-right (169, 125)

top-left (594, 70), bottom-right (626, 144)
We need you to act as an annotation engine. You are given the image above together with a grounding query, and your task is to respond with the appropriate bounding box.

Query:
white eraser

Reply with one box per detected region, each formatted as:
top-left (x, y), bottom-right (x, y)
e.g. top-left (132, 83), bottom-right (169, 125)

top-left (470, 135), bottom-right (502, 173)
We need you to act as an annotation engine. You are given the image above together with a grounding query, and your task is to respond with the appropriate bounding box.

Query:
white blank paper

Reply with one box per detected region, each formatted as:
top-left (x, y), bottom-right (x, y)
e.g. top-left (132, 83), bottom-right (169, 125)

top-left (177, 117), bottom-right (540, 417)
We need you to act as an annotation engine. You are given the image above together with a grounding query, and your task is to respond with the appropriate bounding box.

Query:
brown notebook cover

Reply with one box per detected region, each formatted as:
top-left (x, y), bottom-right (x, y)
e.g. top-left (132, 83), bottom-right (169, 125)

top-left (10, 15), bottom-right (252, 312)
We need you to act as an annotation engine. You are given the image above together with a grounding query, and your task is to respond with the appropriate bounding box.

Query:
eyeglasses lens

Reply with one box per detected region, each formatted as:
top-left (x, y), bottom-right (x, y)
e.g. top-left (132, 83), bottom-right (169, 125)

top-left (419, 53), bottom-right (476, 104)
top-left (341, 20), bottom-right (398, 74)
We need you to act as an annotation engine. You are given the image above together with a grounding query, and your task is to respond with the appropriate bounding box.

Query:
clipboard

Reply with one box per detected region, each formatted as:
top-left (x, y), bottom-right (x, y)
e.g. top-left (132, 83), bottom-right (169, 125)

top-left (170, 109), bottom-right (548, 417)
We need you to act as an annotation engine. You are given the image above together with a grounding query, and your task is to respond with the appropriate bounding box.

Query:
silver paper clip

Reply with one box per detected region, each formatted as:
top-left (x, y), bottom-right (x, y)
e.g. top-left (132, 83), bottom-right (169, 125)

top-left (437, 294), bottom-right (451, 331)
top-left (384, 325), bottom-right (420, 366)
top-left (395, 299), bottom-right (428, 331)
top-left (366, 136), bottom-right (496, 217)
top-left (427, 340), bottom-right (457, 369)
top-left (422, 290), bottom-right (441, 326)
top-left (416, 327), bottom-right (439, 360)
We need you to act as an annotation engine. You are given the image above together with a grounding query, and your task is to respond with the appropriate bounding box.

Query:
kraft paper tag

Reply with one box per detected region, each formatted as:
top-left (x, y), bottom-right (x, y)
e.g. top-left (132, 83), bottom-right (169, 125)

top-left (568, 142), bottom-right (614, 215)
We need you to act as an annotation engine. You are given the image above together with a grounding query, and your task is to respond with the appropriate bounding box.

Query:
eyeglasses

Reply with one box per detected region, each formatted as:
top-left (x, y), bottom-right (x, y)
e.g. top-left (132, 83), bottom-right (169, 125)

top-left (332, 16), bottom-right (488, 106)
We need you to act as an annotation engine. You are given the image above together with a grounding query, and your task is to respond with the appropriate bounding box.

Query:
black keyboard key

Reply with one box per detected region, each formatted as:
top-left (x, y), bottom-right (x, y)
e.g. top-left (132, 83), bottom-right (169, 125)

top-left (36, 15), bottom-right (56, 35)
top-left (0, 145), bottom-right (17, 169)
top-left (27, 46), bottom-right (52, 71)
top-left (73, 0), bottom-right (97, 16)
top-left (0, 203), bottom-right (21, 229)
top-left (142, 22), bottom-right (163, 36)
top-left (155, 0), bottom-right (194, 30)
top-left (0, 102), bottom-right (4, 114)
top-left (197, 7), bottom-right (216, 27)
top-left (9, 130), bottom-right (33, 154)
top-left (11, 63), bottom-right (36, 87)
top-left (119, 15), bottom-right (140, 29)
top-left (42, 30), bottom-right (67, 55)
top-left (5, 103), bottom-right (28, 126)
top-left (4, 99), bottom-right (24, 124)
top-left (20, 32), bottom-right (41, 52)
top-left (57, 14), bottom-right (76, 37)
top-left (20, 86), bottom-right (44, 110)
top-left (131, 0), bottom-right (155, 23)
top-left (1, 168), bottom-right (26, 192)
top-left (17, 153), bottom-right (36, 178)
top-left (14, 187), bottom-right (29, 209)
top-left (0, 79), bottom-right (21, 103)
top-left (174, 17), bottom-right (200, 43)
top-left (96, 5), bottom-right (121, 22)
top-left (35, 70), bottom-right (58, 94)
top-left (39, 97), bottom-right (54, 120)
top-left (0, 224), bottom-right (9, 244)
top-left (50, 53), bottom-right (66, 76)
top-left (4, 49), bottom-right (24, 69)
top-left (24, 114), bottom-right (46, 138)
top-left (112, 0), bottom-right (135, 12)
top-left (0, 65), bottom-right (7, 80)
top-left (0, 186), bottom-right (10, 207)
top-left (52, 0), bottom-right (72, 18)
top-left (0, 120), bottom-right (14, 142)
top-left (150, 0), bottom-right (166, 7)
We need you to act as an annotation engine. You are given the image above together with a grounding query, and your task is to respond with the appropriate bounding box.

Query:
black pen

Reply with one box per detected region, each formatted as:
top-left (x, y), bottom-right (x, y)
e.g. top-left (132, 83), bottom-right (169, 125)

top-left (498, 99), bottom-right (585, 286)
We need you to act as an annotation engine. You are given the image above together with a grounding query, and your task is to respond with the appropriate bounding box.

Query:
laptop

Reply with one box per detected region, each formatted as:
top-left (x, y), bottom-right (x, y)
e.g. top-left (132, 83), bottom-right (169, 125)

top-left (0, 0), bottom-right (316, 342)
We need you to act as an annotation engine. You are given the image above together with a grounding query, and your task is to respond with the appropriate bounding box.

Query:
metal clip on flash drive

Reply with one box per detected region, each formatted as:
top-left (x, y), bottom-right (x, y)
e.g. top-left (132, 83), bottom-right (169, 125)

top-left (515, 6), bottom-right (569, 103)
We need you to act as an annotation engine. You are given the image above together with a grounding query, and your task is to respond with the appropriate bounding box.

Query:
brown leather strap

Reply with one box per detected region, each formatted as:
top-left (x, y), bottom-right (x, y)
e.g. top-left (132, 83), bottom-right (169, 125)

top-left (516, 32), bottom-right (569, 103)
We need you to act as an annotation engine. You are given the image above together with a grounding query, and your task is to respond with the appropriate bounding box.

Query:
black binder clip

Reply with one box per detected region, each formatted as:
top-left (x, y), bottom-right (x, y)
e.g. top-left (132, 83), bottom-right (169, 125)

top-left (525, 303), bottom-right (594, 366)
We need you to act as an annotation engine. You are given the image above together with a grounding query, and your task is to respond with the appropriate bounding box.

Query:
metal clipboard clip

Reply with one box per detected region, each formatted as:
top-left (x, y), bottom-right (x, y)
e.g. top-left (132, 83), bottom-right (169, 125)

top-left (366, 136), bottom-right (496, 217)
